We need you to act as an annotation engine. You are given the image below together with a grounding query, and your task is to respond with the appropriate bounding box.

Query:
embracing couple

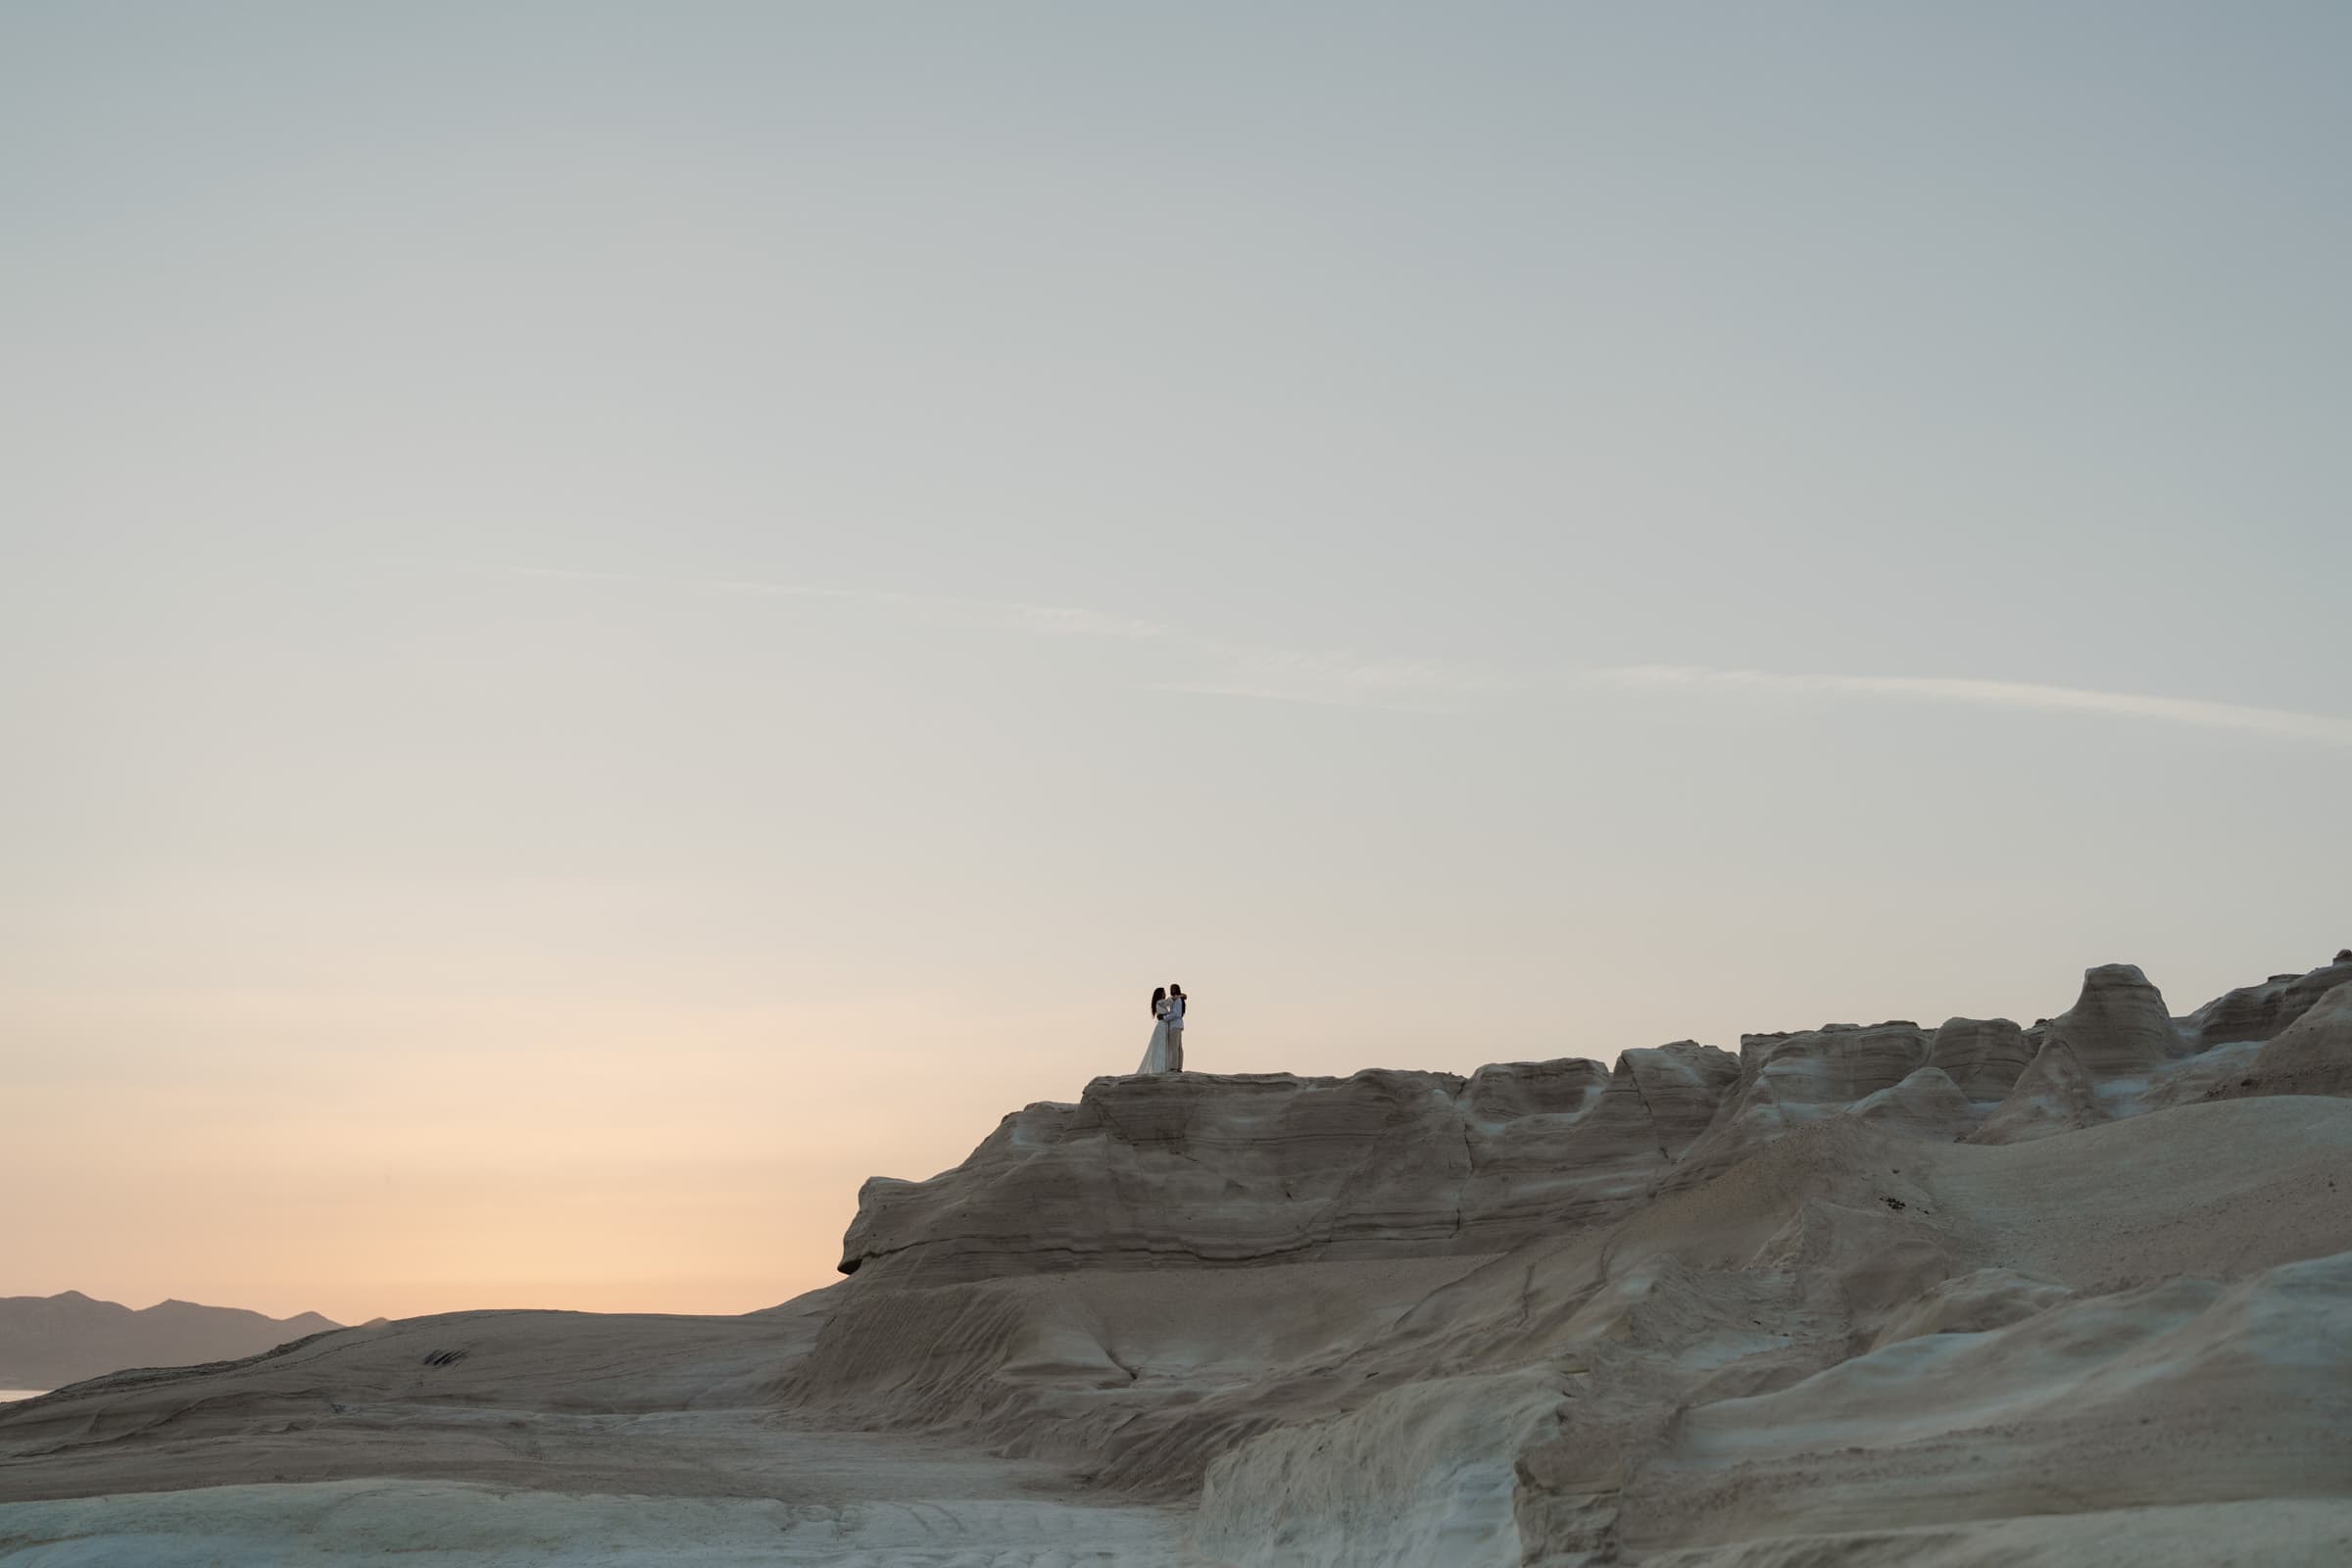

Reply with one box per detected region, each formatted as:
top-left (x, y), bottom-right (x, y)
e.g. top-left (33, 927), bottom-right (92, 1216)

top-left (1137, 984), bottom-right (1188, 1074)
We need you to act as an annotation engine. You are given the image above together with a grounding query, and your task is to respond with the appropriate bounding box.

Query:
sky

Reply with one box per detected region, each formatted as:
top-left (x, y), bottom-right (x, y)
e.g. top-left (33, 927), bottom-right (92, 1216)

top-left (3, 2), bottom-right (2348, 1325)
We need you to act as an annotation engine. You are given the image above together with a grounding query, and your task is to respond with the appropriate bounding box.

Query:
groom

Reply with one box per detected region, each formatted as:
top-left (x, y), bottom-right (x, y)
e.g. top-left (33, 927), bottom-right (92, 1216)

top-left (1164, 983), bottom-right (1186, 1067)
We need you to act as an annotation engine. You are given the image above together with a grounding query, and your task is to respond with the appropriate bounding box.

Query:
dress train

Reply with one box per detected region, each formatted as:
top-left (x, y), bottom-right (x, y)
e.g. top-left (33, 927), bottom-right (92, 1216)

top-left (1137, 1018), bottom-right (1175, 1074)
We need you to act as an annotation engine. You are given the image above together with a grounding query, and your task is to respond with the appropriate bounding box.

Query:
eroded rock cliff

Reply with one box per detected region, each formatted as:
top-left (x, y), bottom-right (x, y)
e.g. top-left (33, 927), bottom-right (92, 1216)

top-left (802, 952), bottom-right (2352, 1567)
top-left (839, 1045), bottom-right (1741, 1286)
top-left (843, 958), bottom-right (2352, 1293)
top-left (13, 952), bottom-right (2352, 1568)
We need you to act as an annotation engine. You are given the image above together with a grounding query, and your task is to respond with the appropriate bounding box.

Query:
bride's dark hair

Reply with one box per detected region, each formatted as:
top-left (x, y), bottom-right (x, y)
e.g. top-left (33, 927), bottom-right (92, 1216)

top-left (1151, 985), bottom-right (1167, 1017)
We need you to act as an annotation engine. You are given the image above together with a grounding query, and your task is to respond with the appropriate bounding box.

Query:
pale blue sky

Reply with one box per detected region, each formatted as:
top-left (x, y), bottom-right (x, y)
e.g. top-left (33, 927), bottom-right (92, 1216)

top-left (3, 3), bottom-right (2347, 1319)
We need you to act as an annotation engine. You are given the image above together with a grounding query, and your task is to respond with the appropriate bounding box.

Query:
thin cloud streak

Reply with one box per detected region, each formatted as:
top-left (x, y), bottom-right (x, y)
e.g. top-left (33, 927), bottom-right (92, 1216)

top-left (1146, 681), bottom-right (1465, 714)
top-left (1172, 639), bottom-right (1504, 711)
top-left (486, 568), bottom-right (2352, 742)
top-left (1594, 664), bottom-right (2352, 746)
top-left (498, 565), bottom-right (1171, 643)
top-left (489, 564), bottom-right (1477, 710)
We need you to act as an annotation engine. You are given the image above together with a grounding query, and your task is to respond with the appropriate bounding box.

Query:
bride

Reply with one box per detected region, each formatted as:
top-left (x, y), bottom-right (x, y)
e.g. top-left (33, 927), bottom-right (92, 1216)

top-left (1137, 984), bottom-right (1185, 1074)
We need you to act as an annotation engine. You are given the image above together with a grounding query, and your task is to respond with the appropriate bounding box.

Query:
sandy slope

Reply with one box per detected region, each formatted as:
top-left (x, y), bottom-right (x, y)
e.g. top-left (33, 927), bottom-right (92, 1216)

top-left (0, 1471), bottom-right (1208, 1567)
top-left (6, 957), bottom-right (2350, 1565)
top-left (0, 1310), bottom-right (1208, 1566)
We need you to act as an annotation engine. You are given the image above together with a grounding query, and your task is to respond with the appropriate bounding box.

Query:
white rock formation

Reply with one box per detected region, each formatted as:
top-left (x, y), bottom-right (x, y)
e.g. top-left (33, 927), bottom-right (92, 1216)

top-left (8, 952), bottom-right (2352, 1567)
top-left (2222, 978), bottom-right (2352, 1099)
top-left (2179, 955), bottom-right (2352, 1050)
top-left (839, 1047), bottom-right (1742, 1286)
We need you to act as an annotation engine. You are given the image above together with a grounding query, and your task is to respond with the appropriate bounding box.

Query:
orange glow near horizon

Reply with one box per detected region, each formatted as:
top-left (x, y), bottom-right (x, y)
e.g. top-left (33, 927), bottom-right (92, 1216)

top-left (6, 989), bottom-right (1063, 1324)
top-left (14, 935), bottom-right (2343, 1324)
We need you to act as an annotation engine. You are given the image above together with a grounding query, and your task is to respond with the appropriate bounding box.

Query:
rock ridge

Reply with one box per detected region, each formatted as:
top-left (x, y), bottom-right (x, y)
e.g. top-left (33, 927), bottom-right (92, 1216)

top-left (842, 954), bottom-right (2352, 1287)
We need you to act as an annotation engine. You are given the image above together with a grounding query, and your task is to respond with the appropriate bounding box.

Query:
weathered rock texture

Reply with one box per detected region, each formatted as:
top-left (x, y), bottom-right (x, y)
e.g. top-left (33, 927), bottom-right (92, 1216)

top-left (1926, 1016), bottom-right (2034, 1101)
top-left (843, 959), bottom-right (2352, 1290)
top-left (840, 1047), bottom-right (1741, 1286)
top-left (2179, 956), bottom-right (2352, 1050)
top-left (2216, 980), bottom-right (2352, 1100)
top-left (2039, 961), bottom-right (2184, 1075)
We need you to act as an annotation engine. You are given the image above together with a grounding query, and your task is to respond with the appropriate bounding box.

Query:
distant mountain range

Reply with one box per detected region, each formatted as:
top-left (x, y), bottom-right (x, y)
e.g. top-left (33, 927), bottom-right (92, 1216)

top-left (0, 1293), bottom-right (342, 1392)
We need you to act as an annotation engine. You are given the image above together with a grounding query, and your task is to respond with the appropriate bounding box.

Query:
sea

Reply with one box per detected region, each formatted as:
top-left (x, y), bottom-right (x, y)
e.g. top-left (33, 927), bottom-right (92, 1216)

top-left (0, 1390), bottom-right (46, 1402)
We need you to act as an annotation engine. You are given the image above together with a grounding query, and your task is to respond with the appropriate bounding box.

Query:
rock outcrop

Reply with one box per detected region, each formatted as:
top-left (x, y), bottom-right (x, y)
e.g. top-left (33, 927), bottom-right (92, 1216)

top-left (2035, 961), bottom-right (2183, 1076)
top-left (1664, 1021), bottom-right (1933, 1188)
top-left (1968, 1037), bottom-right (2106, 1144)
top-left (2217, 980), bottom-right (2352, 1100)
top-left (840, 1046), bottom-right (1741, 1286)
top-left (2180, 956), bottom-right (2352, 1050)
top-left (843, 957), bottom-right (2352, 1288)
top-left (1924, 1015), bottom-right (2033, 1101)
top-left (1847, 1064), bottom-right (1980, 1141)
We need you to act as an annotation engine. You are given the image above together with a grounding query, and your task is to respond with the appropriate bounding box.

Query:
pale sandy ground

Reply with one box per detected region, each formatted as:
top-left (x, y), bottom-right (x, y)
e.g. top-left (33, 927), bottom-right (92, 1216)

top-left (0, 1311), bottom-right (1212, 1566)
top-left (1634, 1501), bottom-right (2352, 1568)
top-left (0, 1462), bottom-right (1207, 1567)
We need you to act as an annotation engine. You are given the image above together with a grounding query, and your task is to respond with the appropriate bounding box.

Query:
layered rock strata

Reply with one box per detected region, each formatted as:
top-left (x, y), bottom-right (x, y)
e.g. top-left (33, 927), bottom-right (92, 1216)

top-left (840, 1046), bottom-right (1740, 1287)
top-left (843, 957), bottom-right (2352, 1290)
top-left (2178, 956), bottom-right (2352, 1050)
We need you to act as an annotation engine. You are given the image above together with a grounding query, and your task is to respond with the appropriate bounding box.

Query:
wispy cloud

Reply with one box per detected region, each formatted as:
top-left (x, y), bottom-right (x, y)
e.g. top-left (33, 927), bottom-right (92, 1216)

top-left (481, 566), bottom-right (2352, 742)
top-left (499, 565), bottom-right (1171, 643)
top-left (1590, 664), bottom-right (2352, 746)
top-left (487, 564), bottom-right (1481, 710)
top-left (1152, 640), bottom-right (1503, 712)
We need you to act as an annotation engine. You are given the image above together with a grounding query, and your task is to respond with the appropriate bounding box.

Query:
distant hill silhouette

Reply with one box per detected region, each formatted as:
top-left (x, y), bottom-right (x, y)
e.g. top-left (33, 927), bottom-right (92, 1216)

top-left (0, 1293), bottom-right (341, 1391)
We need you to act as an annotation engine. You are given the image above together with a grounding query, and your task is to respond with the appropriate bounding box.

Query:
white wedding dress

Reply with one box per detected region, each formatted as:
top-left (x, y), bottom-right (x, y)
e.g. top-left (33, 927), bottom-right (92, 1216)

top-left (1137, 998), bottom-right (1184, 1074)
